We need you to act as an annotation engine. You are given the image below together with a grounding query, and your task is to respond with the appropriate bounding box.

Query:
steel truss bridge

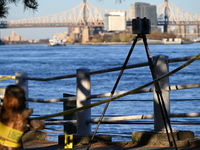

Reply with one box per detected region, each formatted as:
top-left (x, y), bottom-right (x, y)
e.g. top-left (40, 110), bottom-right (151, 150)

top-left (1, 0), bottom-right (200, 39)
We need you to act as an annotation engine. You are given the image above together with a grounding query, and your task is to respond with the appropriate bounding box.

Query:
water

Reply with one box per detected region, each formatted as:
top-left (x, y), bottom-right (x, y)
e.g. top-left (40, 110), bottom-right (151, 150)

top-left (0, 43), bottom-right (200, 142)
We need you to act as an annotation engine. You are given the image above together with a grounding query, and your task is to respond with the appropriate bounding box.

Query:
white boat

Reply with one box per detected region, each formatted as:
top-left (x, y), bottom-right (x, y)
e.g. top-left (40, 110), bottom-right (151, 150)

top-left (162, 38), bottom-right (182, 44)
top-left (48, 37), bottom-right (66, 46)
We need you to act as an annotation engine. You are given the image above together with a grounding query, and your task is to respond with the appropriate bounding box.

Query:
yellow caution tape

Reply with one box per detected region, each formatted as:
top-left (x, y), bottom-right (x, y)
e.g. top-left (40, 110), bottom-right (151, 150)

top-left (32, 54), bottom-right (200, 121)
top-left (0, 76), bottom-right (14, 81)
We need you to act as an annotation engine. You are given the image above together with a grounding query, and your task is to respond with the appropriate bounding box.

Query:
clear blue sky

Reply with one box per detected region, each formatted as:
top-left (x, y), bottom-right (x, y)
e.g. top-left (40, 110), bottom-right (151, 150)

top-left (1, 0), bottom-right (200, 40)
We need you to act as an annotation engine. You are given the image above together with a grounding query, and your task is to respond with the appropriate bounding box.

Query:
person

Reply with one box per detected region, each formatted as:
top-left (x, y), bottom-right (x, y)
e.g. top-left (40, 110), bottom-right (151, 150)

top-left (0, 85), bottom-right (44, 150)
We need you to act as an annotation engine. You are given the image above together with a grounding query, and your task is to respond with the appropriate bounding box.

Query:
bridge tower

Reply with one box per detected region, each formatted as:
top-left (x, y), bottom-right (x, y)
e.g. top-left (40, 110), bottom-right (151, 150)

top-left (81, 0), bottom-right (89, 43)
top-left (163, 0), bottom-right (169, 32)
top-left (83, 0), bottom-right (87, 24)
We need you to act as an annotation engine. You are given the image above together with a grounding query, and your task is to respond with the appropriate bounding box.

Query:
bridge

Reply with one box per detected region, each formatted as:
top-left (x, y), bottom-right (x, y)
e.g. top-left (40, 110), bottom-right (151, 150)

top-left (157, 0), bottom-right (200, 39)
top-left (1, 0), bottom-right (200, 40)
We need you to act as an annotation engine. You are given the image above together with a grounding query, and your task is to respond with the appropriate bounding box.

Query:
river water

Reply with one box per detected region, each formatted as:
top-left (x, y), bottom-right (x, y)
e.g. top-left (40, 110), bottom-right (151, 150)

top-left (0, 43), bottom-right (199, 142)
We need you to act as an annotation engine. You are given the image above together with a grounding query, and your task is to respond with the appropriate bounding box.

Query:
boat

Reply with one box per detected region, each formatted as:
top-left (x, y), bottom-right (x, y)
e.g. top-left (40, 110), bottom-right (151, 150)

top-left (48, 36), bottom-right (66, 46)
top-left (162, 38), bottom-right (182, 44)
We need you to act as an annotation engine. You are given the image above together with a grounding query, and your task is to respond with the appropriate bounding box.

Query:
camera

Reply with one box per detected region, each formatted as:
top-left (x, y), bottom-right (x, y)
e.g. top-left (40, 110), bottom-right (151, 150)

top-left (132, 17), bottom-right (151, 34)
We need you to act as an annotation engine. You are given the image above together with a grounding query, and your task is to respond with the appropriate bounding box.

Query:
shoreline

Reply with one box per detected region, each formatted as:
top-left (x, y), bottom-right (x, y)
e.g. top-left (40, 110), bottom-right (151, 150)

top-left (1, 39), bottom-right (194, 46)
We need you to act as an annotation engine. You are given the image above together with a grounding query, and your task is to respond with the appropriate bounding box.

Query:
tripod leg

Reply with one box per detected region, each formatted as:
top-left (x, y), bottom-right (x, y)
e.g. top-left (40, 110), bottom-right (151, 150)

top-left (86, 36), bottom-right (139, 150)
top-left (110, 35), bottom-right (139, 96)
top-left (142, 35), bottom-right (177, 149)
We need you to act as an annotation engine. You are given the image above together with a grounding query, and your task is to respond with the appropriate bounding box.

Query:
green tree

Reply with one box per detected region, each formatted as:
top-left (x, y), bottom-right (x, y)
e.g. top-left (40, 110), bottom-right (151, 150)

top-left (0, 0), bottom-right (38, 18)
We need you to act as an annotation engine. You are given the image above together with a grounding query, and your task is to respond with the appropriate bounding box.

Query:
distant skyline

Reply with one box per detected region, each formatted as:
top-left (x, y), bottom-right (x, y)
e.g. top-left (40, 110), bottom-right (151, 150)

top-left (1, 0), bottom-right (200, 40)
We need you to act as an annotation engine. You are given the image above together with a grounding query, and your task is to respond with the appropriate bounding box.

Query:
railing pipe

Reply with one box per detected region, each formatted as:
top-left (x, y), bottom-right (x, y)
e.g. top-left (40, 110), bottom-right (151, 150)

top-left (166, 83), bottom-right (200, 91)
top-left (25, 83), bottom-right (200, 103)
top-left (166, 55), bottom-right (198, 63)
top-left (43, 112), bottom-right (200, 125)
top-left (22, 55), bottom-right (199, 82)
top-left (88, 112), bottom-right (200, 123)
top-left (0, 75), bottom-right (15, 79)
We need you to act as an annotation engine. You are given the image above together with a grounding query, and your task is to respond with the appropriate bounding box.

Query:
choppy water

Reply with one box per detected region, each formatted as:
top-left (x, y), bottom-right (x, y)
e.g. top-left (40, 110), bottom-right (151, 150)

top-left (0, 43), bottom-right (199, 141)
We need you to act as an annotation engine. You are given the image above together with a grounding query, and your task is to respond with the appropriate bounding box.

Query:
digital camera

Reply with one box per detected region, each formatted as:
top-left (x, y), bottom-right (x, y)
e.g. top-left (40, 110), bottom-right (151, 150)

top-left (132, 17), bottom-right (151, 34)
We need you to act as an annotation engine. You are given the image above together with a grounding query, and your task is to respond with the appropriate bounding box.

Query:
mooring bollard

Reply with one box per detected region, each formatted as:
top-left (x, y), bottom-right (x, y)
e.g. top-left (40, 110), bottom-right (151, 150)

top-left (153, 55), bottom-right (170, 131)
top-left (76, 68), bottom-right (91, 136)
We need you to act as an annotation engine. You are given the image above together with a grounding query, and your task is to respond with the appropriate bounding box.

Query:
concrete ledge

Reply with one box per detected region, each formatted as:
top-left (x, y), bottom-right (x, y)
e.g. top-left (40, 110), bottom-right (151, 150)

top-left (188, 138), bottom-right (200, 147)
top-left (58, 134), bottom-right (112, 146)
top-left (132, 130), bottom-right (194, 146)
top-left (22, 131), bottom-right (47, 143)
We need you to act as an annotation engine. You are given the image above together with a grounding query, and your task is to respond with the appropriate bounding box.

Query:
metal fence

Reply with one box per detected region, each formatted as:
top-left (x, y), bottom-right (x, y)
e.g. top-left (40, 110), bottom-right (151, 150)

top-left (0, 54), bottom-right (199, 141)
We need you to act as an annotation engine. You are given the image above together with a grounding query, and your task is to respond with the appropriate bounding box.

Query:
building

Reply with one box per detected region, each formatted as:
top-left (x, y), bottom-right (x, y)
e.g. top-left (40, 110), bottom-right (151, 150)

top-left (104, 12), bottom-right (126, 31)
top-left (130, 2), bottom-right (157, 28)
top-left (3, 31), bottom-right (28, 43)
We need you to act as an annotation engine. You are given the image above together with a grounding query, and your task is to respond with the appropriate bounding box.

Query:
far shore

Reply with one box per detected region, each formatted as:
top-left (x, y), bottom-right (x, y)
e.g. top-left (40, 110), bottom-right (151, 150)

top-left (78, 39), bottom-right (193, 45)
top-left (1, 39), bottom-right (194, 46)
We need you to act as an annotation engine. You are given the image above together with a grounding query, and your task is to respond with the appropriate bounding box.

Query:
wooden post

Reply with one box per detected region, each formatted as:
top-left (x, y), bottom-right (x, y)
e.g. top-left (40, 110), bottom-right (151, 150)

top-left (153, 55), bottom-right (170, 131)
top-left (76, 68), bottom-right (91, 135)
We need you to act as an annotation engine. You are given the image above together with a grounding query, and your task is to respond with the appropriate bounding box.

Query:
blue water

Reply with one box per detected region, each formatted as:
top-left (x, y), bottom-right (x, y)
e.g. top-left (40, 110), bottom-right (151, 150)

top-left (0, 43), bottom-right (200, 142)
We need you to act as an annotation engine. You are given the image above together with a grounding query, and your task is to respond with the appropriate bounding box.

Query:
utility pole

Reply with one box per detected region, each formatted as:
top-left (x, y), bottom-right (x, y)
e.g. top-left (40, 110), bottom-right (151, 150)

top-left (164, 0), bottom-right (169, 32)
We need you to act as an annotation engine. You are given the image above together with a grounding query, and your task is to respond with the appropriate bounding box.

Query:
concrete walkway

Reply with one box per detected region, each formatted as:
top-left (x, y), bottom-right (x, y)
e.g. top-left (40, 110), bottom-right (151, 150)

top-left (23, 141), bottom-right (200, 150)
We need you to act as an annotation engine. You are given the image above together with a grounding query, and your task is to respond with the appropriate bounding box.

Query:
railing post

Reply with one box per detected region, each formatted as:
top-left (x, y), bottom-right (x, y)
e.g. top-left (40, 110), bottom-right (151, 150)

top-left (76, 68), bottom-right (91, 135)
top-left (15, 72), bottom-right (29, 107)
top-left (153, 55), bottom-right (170, 131)
top-left (15, 72), bottom-right (28, 99)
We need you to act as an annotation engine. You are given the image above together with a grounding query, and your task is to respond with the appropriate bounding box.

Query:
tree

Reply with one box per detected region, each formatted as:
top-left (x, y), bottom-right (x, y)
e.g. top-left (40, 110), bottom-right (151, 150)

top-left (0, 0), bottom-right (38, 18)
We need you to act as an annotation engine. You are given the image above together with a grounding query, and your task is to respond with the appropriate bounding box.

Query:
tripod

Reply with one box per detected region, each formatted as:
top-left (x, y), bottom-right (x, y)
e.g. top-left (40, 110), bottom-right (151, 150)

top-left (87, 33), bottom-right (177, 150)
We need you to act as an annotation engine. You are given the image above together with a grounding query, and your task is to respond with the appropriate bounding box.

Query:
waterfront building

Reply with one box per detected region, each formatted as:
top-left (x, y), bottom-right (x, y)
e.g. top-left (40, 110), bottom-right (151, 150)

top-left (3, 31), bottom-right (28, 43)
top-left (130, 2), bottom-right (158, 32)
top-left (104, 12), bottom-right (126, 31)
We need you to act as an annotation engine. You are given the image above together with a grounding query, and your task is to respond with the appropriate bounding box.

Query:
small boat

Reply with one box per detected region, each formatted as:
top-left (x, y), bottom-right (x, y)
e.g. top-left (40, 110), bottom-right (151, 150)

top-left (162, 38), bottom-right (182, 44)
top-left (48, 37), bottom-right (66, 46)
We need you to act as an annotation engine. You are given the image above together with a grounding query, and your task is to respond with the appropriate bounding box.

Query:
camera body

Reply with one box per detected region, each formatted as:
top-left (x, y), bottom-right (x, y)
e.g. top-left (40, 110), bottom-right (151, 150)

top-left (132, 17), bottom-right (151, 34)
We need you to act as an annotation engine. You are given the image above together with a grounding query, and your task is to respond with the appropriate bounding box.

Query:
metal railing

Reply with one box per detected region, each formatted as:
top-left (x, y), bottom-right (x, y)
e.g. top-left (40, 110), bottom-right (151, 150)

top-left (0, 55), bottom-right (199, 140)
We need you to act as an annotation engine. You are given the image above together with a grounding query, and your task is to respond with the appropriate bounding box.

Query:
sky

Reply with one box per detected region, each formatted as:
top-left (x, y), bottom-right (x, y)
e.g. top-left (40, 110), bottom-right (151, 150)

top-left (0, 0), bottom-right (200, 40)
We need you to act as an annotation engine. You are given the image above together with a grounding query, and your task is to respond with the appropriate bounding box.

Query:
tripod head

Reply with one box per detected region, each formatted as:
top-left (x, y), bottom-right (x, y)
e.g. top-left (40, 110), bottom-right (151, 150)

top-left (132, 17), bottom-right (151, 35)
